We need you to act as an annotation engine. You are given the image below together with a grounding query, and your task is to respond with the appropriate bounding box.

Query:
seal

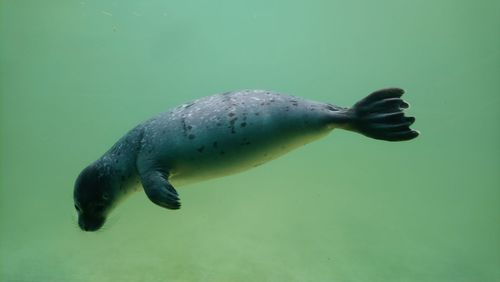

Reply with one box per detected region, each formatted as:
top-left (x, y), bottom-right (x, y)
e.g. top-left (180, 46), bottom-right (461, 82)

top-left (74, 88), bottom-right (418, 231)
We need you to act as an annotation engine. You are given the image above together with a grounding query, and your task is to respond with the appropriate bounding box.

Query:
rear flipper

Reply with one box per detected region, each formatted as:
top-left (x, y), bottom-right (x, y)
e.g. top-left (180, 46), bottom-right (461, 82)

top-left (345, 88), bottom-right (419, 141)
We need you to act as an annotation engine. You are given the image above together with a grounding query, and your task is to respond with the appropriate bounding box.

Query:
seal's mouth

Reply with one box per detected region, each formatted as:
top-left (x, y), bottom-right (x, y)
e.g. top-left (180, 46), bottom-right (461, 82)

top-left (78, 215), bottom-right (106, 232)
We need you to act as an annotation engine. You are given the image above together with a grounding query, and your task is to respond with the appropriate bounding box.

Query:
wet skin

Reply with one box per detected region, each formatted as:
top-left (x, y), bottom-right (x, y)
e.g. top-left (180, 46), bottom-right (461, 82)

top-left (74, 165), bottom-right (114, 231)
top-left (73, 89), bottom-right (418, 231)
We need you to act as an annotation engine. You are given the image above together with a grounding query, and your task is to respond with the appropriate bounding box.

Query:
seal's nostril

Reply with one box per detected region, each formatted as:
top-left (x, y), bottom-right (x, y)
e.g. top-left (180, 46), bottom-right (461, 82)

top-left (78, 217), bottom-right (91, 232)
top-left (78, 220), bottom-right (86, 231)
top-left (78, 215), bottom-right (105, 232)
top-left (80, 222), bottom-right (93, 232)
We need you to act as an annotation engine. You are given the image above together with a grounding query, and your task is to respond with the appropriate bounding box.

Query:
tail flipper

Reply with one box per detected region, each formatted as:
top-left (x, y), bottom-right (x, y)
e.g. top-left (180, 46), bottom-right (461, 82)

top-left (347, 88), bottom-right (419, 141)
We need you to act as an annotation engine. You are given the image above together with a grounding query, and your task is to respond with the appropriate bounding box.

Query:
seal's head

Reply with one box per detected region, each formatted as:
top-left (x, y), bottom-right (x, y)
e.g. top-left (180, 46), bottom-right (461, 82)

top-left (74, 164), bottom-right (115, 231)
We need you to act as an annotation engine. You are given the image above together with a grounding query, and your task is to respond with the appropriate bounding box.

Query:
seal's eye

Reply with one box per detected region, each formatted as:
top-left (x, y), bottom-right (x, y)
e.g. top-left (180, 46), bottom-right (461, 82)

top-left (74, 204), bottom-right (81, 212)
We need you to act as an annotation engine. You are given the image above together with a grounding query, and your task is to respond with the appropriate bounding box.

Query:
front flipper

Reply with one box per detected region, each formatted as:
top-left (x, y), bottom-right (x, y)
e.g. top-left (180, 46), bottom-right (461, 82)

top-left (139, 168), bottom-right (181, 210)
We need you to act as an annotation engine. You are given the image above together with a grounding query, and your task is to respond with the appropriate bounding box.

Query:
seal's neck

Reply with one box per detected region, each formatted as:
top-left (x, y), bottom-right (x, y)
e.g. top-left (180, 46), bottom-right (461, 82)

top-left (99, 125), bottom-right (144, 197)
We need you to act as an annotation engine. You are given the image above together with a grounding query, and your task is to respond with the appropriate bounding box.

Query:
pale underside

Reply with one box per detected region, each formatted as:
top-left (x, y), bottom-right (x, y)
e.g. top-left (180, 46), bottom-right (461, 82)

top-left (168, 127), bottom-right (332, 187)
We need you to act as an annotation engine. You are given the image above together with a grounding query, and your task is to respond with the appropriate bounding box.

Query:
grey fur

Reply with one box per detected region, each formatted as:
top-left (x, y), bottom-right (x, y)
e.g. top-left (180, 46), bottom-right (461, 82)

top-left (73, 88), bottom-right (418, 231)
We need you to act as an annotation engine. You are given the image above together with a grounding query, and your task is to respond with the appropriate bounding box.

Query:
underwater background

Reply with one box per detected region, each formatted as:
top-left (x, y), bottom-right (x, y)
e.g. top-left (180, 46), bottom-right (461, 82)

top-left (1, 0), bottom-right (499, 281)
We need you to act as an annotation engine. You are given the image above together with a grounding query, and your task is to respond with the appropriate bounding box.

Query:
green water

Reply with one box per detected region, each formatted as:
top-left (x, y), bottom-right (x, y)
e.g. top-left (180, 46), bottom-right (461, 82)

top-left (1, 1), bottom-right (499, 281)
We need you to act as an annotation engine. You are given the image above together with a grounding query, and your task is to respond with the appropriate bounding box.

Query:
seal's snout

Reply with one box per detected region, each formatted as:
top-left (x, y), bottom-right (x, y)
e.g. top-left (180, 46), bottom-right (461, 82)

top-left (78, 215), bottom-right (105, 232)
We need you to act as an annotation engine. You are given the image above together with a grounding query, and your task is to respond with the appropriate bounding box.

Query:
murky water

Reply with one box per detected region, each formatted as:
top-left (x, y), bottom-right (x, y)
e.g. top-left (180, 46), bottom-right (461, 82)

top-left (1, 1), bottom-right (499, 281)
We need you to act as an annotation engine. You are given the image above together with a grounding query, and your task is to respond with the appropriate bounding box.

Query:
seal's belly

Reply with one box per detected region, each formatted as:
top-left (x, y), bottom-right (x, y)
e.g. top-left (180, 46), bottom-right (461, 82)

top-left (168, 127), bottom-right (330, 186)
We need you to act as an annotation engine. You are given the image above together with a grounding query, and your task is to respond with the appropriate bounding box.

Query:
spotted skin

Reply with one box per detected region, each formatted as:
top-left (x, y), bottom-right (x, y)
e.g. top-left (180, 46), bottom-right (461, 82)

top-left (138, 90), bottom-right (345, 187)
top-left (74, 88), bottom-right (418, 231)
